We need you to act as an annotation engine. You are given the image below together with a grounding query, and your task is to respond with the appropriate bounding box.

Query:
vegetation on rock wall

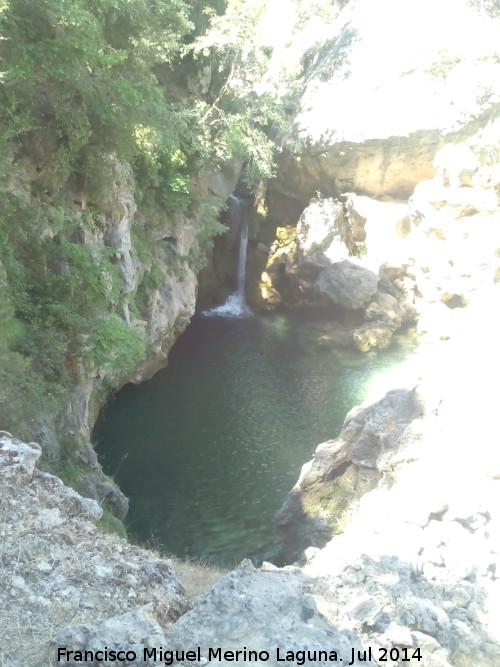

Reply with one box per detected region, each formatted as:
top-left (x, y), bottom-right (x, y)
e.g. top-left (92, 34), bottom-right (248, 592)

top-left (0, 0), bottom-right (343, 447)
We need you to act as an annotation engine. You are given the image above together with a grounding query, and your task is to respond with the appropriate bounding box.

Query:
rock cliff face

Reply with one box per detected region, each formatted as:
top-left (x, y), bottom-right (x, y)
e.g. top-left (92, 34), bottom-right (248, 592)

top-left (262, 138), bottom-right (500, 352)
top-left (5, 153), bottom-right (241, 515)
top-left (273, 290), bottom-right (500, 665)
top-left (274, 387), bottom-right (425, 555)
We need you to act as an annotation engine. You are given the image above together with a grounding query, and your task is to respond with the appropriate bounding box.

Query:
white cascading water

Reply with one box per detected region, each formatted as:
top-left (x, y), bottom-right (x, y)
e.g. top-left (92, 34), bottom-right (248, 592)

top-left (204, 194), bottom-right (251, 317)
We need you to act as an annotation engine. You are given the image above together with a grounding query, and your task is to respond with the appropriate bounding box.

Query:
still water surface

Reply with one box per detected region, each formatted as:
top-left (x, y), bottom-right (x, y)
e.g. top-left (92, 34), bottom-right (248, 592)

top-left (94, 311), bottom-right (414, 566)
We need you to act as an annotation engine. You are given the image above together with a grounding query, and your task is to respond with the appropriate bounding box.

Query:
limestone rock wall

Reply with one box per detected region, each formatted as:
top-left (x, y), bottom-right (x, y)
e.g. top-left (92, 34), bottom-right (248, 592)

top-left (9, 154), bottom-right (241, 513)
top-left (274, 387), bottom-right (424, 555)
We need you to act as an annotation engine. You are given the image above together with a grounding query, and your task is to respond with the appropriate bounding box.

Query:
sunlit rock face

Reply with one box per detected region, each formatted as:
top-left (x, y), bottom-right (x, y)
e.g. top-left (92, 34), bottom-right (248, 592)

top-left (274, 387), bottom-right (425, 556)
top-left (263, 131), bottom-right (500, 349)
top-left (263, 0), bottom-right (500, 352)
top-left (260, 197), bottom-right (418, 350)
top-left (270, 0), bottom-right (500, 216)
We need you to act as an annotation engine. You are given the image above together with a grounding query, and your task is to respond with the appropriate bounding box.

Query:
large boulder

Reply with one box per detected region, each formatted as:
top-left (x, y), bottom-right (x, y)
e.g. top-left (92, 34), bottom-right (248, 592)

top-left (315, 260), bottom-right (378, 309)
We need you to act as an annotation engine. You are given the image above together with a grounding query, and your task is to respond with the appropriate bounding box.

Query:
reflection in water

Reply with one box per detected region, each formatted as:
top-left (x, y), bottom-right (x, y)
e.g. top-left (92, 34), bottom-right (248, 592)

top-left (94, 311), bottom-right (415, 566)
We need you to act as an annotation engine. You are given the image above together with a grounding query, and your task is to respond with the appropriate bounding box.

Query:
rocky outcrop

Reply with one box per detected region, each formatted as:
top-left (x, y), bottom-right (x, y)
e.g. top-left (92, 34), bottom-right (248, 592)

top-left (261, 131), bottom-right (499, 350)
top-left (272, 284), bottom-right (500, 665)
top-left (4, 366), bottom-right (500, 667)
top-left (296, 199), bottom-right (349, 267)
top-left (260, 197), bottom-right (418, 349)
top-left (262, 0), bottom-right (500, 352)
top-left (1, 432), bottom-right (375, 667)
top-left (0, 432), bottom-right (188, 666)
top-left (302, 392), bottom-right (500, 666)
top-left (274, 388), bottom-right (425, 557)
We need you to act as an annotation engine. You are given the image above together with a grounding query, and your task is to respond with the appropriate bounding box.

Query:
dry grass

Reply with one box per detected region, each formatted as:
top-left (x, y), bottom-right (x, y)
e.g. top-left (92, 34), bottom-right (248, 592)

top-left (167, 557), bottom-right (227, 598)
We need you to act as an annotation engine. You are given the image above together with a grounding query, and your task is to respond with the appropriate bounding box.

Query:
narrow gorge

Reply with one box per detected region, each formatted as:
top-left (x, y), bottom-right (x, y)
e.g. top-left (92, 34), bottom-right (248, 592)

top-left (1, 1), bottom-right (499, 666)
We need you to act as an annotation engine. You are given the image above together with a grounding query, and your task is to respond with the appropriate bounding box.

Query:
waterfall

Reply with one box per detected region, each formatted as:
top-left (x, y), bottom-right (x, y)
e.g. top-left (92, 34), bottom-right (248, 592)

top-left (235, 197), bottom-right (249, 300)
top-left (204, 194), bottom-right (251, 317)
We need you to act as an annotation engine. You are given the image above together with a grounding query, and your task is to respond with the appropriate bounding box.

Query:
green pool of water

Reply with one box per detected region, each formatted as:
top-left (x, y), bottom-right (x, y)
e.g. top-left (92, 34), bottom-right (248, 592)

top-left (94, 311), bottom-right (415, 567)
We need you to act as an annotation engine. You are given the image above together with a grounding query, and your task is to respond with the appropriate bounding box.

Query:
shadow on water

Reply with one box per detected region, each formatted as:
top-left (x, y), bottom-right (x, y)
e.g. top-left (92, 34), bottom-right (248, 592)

top-left (94, 310), bottom-right (416, 567)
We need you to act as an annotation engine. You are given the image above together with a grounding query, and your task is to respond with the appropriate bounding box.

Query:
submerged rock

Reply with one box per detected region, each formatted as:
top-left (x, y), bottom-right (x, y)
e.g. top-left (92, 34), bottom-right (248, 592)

top-left (352, 322), bottom-right (395, 352)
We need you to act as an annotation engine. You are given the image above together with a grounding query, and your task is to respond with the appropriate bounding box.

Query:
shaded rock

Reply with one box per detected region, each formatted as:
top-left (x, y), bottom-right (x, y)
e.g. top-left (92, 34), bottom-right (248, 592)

top-left (297, 320), bottom-right (358, 350)
top-left (74, 474), bottom-right (129, 520)
top-left (315, 260), bottom-right (378, 309)
top-left (100, 159), bottom-right (138, 295)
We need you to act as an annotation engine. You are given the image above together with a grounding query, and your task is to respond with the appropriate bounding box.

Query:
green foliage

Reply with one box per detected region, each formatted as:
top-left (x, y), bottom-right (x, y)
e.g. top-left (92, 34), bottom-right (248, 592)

top-left (86, 315), bottom-right (145, 378)
top-left (0, 0), bottom-right (346, 443)
top-left (190, 0), bottom-right (286, 187)
top-left (132, 118), bottom-right (195, 212)
top-left (0, 193), bottom-right (128, 430)
top-left (0, 0), bottom-right (193, 189)
top-left (0, 287), bottom-right (40, 435)
top-left (189, 198), bottom-right (228, 271)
